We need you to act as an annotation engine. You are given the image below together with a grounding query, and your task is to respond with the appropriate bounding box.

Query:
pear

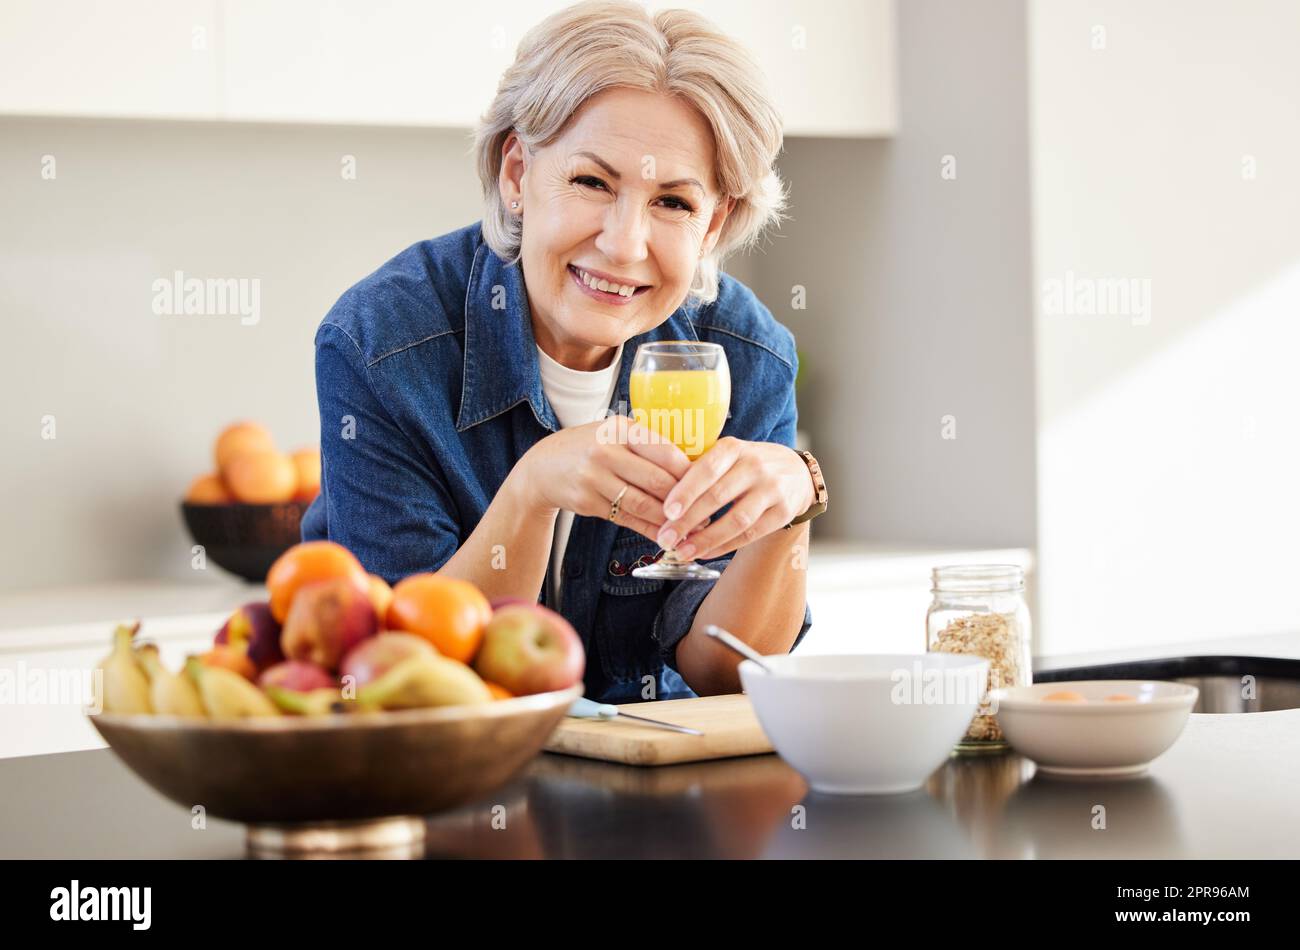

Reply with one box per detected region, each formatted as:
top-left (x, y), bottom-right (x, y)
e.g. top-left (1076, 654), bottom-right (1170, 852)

top-left (185, 657), bottom-right (280, 720)
top-left (94, 623), bottom-right (152, 714)
top-left (356, 653), bottom-right (493, 710)
top-left (136, 645), bottom-right (205, 719)
top-left (265, 686), bottom-right (347, 716)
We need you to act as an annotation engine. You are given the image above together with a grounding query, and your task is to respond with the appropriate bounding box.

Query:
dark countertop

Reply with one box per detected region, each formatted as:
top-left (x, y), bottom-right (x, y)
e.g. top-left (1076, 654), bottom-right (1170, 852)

top-left (3, 705), bottom-right (1298, 859)
top-left (5, 629), bottom-right (1299, 859)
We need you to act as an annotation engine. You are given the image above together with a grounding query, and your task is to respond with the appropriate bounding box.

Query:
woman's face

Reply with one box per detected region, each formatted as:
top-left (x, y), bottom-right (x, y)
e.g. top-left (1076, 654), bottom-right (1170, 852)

top-left (501, 87), bottom-right (734, 370)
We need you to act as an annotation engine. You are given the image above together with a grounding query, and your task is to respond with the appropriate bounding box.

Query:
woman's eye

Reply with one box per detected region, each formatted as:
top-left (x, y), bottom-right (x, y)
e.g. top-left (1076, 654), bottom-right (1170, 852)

top-left (571, 175), bottom-right (692, 213)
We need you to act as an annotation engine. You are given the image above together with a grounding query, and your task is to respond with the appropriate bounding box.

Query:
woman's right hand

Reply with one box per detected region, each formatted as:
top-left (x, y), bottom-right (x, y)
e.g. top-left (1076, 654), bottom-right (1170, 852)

top-left (516, 415), bottom-right (697, 543)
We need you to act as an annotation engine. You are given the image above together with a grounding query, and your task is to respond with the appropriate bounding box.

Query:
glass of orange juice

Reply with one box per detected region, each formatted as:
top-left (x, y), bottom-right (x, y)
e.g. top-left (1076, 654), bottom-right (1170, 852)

top-left (628, 341), bottom-right (730, 581)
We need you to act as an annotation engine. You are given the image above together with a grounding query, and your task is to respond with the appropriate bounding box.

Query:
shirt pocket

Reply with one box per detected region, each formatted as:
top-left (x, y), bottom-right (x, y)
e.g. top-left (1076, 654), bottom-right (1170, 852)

top-left (595, 532), bottom-right (669, 683)
top-left (600, 530), bottom-right (668, 596)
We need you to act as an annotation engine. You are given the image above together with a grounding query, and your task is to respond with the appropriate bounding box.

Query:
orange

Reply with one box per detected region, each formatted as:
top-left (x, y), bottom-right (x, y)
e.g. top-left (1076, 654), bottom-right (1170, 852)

top-left (484, 681), bottom-right (514, 701)
top-left (215, 421), bottom-right (275, 472)
top-left (224, 451), bottom-right (298, 504)
top-left (185, 472), bottom-right (232, 504)
top-left (291, 447), bottom-right (321, 502)
top-left (266, 540), bottom-right (370, 623)
top-left (386, 573), bottom-right (491, 663)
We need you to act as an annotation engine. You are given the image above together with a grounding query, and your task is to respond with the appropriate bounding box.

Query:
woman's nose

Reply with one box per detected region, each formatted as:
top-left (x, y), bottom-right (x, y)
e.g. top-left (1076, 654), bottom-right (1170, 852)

top-left (595, 201), bottom-right (649, 265)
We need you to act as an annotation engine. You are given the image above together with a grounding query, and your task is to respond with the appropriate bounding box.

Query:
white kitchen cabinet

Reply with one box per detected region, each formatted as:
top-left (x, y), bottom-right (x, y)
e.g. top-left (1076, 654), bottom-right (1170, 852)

top-left (0, 0), bottom-right (896, 137)
top-left (0, 0), bottom-right (221, 120)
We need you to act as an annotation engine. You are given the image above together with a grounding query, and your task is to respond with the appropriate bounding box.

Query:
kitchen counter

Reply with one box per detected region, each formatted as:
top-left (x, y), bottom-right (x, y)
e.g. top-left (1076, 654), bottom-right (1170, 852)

top-left (0, 544), bottom-right (1031, 758)
top-left (2, 707), bottom-right (1297, 859)
top-left (3, 567), bottom-right (1297, 858)
top-left (4, 629), bottom-right (1299, 859)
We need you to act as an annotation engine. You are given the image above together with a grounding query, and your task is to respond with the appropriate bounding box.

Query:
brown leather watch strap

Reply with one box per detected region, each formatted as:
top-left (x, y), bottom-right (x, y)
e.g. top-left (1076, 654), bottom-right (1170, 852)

top-left (785, 449), bottom-right (827, 529)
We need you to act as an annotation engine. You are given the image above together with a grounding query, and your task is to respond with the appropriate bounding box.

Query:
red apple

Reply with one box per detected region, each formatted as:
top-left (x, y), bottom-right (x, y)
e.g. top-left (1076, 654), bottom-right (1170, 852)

top-left (258, 659), bottom-right (336, 693)
top-left (280, 577), bottom-right (378, 671)
top-left (216, 601), bottom-right (284, 672)
top-left (339, 632), bottom-right (437, 690)
top-left (474, 604), bottom-right (584, 696)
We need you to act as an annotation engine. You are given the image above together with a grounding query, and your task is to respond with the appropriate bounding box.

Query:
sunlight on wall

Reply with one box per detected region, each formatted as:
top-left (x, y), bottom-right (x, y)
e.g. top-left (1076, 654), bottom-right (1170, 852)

top-left (1037, 260), bottom-right (1300, 653)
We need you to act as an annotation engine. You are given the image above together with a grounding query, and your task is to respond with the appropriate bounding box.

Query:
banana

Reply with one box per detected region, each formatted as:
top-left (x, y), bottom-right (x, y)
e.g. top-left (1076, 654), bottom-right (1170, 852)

top-left (94, 622), bottom-right (152, 714)
top-left (185, 657), bottom-right (280, 720)
top-left (136, 645), bottom-right (205, 719)
top-left (356, 653), bottom-right (493, 710)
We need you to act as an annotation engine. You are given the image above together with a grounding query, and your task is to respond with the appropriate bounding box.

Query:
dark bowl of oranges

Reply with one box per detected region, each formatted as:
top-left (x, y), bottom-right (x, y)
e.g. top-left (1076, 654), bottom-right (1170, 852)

top-left (181, 421), bottom-right (321, 582)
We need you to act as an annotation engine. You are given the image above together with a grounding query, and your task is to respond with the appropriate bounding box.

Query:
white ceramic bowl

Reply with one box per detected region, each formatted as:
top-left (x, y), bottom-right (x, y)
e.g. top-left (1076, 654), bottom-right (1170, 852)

top-left (739, 653), bottom-right (990, 795)
top-left (990, 680), bottom-right (1198, 777)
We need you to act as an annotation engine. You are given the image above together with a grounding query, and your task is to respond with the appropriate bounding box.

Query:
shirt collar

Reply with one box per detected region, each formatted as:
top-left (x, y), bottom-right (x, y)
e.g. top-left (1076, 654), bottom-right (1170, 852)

top-left (458, 236), bottom-right (702, 433)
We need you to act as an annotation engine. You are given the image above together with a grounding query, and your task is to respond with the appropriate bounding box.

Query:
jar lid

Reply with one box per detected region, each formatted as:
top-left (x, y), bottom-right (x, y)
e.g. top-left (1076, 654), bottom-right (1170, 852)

top-left (931, 564), bottom-right (1024, 593)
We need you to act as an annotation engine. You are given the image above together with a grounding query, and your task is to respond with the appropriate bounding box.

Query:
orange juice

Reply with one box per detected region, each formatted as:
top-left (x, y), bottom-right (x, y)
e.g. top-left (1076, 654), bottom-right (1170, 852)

top-left (629, 369), bottom-right (730, 460)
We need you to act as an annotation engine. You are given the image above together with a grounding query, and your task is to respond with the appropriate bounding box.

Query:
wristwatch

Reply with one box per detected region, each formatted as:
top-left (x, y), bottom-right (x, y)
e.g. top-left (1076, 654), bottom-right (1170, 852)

top-left (785, 449), bottom-right (827, 529)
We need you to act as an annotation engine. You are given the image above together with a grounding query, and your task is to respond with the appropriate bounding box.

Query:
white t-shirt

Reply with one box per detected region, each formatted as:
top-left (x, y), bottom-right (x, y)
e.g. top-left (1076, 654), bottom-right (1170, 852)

top-left (536, 341), bottom-right (624, 607)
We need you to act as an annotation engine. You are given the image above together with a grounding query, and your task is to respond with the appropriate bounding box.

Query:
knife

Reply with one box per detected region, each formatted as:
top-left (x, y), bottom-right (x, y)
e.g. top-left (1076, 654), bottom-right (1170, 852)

top-left (567, 697), bottom-right (703, 736)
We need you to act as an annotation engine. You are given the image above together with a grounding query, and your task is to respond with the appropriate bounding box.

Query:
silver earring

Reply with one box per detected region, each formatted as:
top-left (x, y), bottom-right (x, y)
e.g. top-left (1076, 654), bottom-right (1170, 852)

top-left (511, 200), bottom-right (520, 210)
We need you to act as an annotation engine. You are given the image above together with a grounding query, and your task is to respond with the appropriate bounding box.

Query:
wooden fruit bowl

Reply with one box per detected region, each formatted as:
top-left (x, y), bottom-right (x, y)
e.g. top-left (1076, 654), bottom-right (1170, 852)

top-left (89, 684), bottom-right (582, 854)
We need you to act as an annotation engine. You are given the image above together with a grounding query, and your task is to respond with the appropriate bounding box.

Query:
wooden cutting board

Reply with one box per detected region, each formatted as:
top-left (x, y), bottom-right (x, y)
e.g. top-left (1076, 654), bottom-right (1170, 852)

top-left (544, 694), bottom-right (773, 766)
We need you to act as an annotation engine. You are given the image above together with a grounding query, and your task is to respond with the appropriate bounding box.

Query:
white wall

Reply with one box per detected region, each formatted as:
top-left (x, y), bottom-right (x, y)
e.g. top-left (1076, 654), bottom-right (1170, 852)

top-left (738, 0), bottom-right (1038, 550)
top-left (1030, 0), bottom-right (1300, 652)
top-left (0, 117), bottom-right (483, 590)
top-left (0, 0), bottom-right (1037, 598)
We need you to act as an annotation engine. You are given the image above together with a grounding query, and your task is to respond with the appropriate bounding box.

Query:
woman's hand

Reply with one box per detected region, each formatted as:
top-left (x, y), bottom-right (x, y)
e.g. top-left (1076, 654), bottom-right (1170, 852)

top-left (517, 415), bottom-right (707, 543)
top-left (655, 437), bottom-right (816, 562)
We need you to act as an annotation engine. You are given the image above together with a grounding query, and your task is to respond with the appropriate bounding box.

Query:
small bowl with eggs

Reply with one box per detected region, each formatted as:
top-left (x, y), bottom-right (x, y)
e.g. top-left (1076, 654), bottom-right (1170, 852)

top-left (988, 680), bottom-right (1198, 778)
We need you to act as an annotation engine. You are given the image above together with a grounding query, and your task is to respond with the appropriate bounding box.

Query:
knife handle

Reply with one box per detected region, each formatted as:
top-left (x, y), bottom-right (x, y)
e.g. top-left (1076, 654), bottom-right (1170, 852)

top-left (568, 697), bottom-right (619, 720)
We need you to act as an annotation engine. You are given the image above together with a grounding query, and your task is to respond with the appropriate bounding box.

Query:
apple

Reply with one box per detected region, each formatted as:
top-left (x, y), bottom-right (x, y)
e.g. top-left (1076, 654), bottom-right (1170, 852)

top-left (280, 577), bottom-right (378, 671)
top-left (198, 644), bottom-right (257, 681)
top-left (474, 604), bottom-right (585, 696)
top-left (215, 601), bottom-right (284, 672)
top-left (339, 632), bottom-right (437, 690)
top-left (367, 574), bottom-right (394, 625)
top-left (258, 659), bottom-right (335, 693)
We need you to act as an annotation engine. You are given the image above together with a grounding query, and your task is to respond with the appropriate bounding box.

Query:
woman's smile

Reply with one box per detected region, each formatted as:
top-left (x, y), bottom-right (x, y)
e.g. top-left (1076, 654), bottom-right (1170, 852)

top-left (567, 263), bottom-right (652, 306)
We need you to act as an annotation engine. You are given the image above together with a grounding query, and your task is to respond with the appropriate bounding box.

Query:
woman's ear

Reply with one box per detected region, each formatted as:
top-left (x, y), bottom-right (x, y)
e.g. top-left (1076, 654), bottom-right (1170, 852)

top-left (498, 132), bottom-right (527, 211)
top-left (701, 195), bottom-right (736, 256)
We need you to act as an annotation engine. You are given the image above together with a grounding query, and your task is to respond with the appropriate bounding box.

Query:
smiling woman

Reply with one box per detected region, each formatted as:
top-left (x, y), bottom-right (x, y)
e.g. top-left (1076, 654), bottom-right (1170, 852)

top-left (301, 0), bottom-right (827, 703)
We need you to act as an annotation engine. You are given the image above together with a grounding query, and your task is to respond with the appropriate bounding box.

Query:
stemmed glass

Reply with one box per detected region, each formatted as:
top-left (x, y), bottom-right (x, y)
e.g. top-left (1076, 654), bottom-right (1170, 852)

top-left (627, 341), bottom-right (730, 581)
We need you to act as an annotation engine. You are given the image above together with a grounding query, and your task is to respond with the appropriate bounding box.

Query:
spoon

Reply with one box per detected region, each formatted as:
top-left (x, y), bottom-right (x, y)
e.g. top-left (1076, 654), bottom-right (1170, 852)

top-left (703, 624), bottom-right (773, 673)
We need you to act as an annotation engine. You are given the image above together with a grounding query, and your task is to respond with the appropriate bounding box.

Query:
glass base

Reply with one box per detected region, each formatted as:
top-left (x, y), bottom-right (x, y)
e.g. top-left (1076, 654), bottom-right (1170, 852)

top-left (632, 558), bottom-right (720, 581)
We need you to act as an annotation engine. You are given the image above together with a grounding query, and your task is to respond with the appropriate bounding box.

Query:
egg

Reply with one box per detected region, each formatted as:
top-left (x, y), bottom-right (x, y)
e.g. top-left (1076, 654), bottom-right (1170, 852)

top-left (1104, 694), bottom-right (1137, 702)
top-left (1042, 690), bottom-right (1087, 703)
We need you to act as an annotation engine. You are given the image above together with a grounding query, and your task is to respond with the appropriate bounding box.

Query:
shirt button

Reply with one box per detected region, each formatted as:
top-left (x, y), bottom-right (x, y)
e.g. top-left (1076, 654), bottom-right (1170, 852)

top-left (567, 562), bottom-right (583, 578)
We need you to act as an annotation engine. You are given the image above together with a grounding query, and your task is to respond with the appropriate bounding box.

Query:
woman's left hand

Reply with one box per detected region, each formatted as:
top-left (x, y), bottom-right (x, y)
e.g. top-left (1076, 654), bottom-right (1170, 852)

top-left (655, 437), bottom-right (815, 562)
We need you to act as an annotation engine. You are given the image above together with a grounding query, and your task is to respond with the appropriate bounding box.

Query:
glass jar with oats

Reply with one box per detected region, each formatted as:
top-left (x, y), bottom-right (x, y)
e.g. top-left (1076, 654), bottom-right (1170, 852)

top-left (926, 565), bottom-right (1031, 754)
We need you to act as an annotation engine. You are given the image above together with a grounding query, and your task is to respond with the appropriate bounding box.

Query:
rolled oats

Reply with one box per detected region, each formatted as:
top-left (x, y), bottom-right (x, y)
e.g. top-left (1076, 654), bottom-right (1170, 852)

top-left (932, 612), bottom-right (1021, 742)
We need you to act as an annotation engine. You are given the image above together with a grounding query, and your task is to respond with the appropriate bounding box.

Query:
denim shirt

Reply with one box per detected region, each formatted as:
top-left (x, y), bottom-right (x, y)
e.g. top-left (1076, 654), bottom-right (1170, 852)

top-left (301, 222), bottom-right (812, 703)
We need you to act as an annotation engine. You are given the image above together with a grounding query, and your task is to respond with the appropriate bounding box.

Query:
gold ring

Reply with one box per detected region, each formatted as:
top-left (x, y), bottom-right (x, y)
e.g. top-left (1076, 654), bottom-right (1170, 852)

top-left (608, 484), bottom-right (630, 522)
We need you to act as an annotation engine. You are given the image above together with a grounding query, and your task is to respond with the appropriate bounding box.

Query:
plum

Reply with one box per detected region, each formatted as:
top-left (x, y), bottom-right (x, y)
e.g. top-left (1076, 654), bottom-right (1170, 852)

top-left (215, 601), bottom-right (284, 673)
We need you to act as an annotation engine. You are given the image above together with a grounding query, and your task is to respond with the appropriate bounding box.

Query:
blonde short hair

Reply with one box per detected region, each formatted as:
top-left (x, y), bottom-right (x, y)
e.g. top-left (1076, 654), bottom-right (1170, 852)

top-left (473, 0), bottom-right (787, 306)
